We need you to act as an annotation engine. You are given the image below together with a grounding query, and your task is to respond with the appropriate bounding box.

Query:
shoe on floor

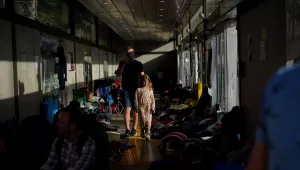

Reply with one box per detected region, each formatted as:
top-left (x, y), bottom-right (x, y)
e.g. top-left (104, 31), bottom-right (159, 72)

top-left (145, 134), bottom-right (151, 141)
top-left (124, 129), bottom-right (131, 138)
top-left (130, 128), bottom-right (137, 136)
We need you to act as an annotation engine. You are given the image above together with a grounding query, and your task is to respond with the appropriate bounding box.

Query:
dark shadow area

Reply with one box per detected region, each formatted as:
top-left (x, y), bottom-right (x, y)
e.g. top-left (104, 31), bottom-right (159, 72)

top-left (142, 50), bottom-right (177, 90)
top-left (133, 40), bottom-right (177, 90)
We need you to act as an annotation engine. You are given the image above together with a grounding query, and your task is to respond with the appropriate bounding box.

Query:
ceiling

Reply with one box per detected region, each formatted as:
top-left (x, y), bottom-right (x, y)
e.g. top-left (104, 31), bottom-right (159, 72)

top-left (79, 0), bottom-right (200, 42)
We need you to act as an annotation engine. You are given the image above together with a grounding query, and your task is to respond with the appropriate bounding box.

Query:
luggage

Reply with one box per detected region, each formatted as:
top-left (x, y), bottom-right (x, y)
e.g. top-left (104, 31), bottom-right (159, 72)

top-left (107, 131), bottom-right (121, 142)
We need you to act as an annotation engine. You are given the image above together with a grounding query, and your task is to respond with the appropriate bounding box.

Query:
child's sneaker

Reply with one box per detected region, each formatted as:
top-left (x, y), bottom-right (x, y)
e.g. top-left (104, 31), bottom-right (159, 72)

top-left (145, 134), bottom-right (151, 141)
top-left (130, 128), bottom-right (137, 136)
top-left (124, 129), bottom-right (131, 138)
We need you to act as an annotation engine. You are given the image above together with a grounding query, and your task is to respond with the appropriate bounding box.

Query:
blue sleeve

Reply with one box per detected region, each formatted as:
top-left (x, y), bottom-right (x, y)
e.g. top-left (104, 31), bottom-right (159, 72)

top-left (256, 79), bottom-right (271, 145)
top-left (256, 126), bottom-right (268, 144)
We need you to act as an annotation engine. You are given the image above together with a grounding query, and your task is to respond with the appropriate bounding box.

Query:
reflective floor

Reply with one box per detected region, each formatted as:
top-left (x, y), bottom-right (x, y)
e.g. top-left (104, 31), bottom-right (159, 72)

top-left (110, 119), bottom-right (163, 170)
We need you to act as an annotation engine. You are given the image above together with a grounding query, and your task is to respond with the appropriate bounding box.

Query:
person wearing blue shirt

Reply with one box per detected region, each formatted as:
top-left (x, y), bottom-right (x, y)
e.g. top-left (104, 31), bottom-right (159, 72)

top-left (246, 62), bottom-right (300, 170)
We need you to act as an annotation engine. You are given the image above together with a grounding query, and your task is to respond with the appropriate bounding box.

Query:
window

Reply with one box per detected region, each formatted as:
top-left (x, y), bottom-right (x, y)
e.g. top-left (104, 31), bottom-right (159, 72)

top-left (74, 2), bottom-right (96, 42)
top-left (98, 21), bottom-right (109, 48)
top-left (40, 35), bottom-right (60, 97)
top-left (14, 0), bottom-right (69, 32)
top-left (216, 33), bottom-right (227, 111)
top-left (0, 0), bottom-right (5, 8)
top-left (84, 47), bottom-right (93, 90)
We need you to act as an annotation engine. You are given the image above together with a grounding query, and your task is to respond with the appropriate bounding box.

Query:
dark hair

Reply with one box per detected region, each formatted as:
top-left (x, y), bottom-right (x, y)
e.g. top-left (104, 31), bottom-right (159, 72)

top-left (127, 46), bottom-right (134, 50)
top-left (60, 107), bottom-right (83, 129)
top-left (69, 100), bottom-right (80, 109)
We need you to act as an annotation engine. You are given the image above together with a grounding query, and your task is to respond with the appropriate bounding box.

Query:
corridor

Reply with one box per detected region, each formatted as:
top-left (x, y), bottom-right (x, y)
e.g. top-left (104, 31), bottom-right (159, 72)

top-left (0, 0), bottom-right (298, 170)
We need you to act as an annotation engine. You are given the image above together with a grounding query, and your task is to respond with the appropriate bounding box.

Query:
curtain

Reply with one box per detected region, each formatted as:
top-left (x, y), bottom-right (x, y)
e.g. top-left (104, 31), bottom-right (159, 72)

top-left (225, 23), bottom-right (239, 110)
top-left (210, 37), bottom-right (217, 105)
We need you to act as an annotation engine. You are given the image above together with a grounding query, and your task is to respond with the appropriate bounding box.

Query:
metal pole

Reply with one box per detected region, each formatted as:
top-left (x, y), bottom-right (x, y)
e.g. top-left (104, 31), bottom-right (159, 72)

top-left (202, 0), bottom-right (207, 85)
top-left (189, 7), bottom-right (192, 86)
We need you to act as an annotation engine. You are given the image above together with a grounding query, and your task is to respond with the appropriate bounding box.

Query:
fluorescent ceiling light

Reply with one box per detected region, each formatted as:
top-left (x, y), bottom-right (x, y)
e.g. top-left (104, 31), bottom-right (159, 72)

top-left (104, 2), bottom-right (108, 5)
top-left (159, 15), bottom-right (163, 16)
top-left (160, 1), bottom-right (165, 2)
top-left (159, 20), bottom-right (163, 22)
top-left (160, 9), bottom-right (164, 11)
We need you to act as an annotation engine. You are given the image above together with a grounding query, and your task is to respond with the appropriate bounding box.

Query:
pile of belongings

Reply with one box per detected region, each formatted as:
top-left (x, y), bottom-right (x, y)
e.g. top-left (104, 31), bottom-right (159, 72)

top-left (184, 98), bottom-right (197, 107)
top-left (152, 106), bottom-right (249, 170)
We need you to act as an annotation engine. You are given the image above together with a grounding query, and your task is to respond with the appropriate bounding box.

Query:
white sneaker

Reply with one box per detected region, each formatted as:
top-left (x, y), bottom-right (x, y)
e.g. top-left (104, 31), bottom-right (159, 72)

top-left (145, 134), bottom-right (151, 141)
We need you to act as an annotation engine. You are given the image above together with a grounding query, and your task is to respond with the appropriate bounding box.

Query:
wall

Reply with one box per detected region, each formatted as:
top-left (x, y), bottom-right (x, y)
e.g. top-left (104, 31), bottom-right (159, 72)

top-left (62, 39), bottom-right (76, 106)
top-left (0, 23), bottom-right (122, 122)
top-left (75, 43), bottom-right (85, 89)
top-left (16, 24), bottom-right (41, 121)
top-left (239, 0), bottom-right (286, 141)
top-left (0, 19), bottom-right (15, 122)
top-left (134, 41), bottom-right (177, 83)
top-left (99, 49), bottom-right (105, 79)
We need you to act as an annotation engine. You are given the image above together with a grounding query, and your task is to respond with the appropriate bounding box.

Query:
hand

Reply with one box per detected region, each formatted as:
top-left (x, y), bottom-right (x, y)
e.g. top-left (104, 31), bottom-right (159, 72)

top-left (123, 57), bottom-right (129, 63)
top-left (151, 110), bottom-right (155, 115)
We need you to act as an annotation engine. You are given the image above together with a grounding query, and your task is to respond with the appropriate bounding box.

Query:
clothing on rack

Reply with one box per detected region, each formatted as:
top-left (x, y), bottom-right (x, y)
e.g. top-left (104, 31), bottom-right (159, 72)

top-left (57, 46), bottom-right (67, 90)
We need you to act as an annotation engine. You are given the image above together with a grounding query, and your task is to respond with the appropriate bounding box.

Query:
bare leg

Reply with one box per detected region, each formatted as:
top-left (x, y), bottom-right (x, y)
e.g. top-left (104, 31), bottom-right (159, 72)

top-left (133, 110), bottom-right (139, 130)
top-left (145, 112), bottom-right (152, 138)
top-left (139, 109), bottom-right (145, 138)
top-left (123, 108), bottom-right (131, 130)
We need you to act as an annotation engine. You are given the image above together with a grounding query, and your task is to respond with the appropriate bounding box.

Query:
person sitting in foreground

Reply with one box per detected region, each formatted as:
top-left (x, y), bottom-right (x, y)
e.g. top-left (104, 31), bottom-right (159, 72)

top-left (54, 100), bottom-right (81, 126)
top-left (69, 100), bottom-right (81, 109)
top-left (41, 107), bottom-right (96, 170)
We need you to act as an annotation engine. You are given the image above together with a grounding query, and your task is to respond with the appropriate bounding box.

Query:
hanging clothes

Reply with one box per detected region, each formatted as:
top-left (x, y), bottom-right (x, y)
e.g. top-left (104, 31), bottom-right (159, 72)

top-left (57, 46), bottom-right (67, 90)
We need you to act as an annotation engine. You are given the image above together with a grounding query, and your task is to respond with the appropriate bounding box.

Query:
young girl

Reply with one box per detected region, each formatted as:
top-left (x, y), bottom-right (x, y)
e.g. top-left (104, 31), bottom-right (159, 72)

top-left (134, 74), bottom-right (155, 140)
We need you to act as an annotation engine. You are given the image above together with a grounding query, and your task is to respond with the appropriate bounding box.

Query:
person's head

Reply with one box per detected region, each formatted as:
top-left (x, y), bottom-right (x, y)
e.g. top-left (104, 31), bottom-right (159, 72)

top-left (141, 74), bottom-right (153, 90)
top-left (56, 107), bottom-right (82, 136)
top-left (69, 100), bottom-right (80, 109)
top-left (202, 85), bottom-right (209, 95)
top-left (127, 47), bottom-right (135, 60)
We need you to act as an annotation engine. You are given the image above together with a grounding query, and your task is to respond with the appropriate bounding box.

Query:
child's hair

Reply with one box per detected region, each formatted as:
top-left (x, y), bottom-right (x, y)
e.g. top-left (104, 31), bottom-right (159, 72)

top-left (141, 74), bottom-right (153, 90)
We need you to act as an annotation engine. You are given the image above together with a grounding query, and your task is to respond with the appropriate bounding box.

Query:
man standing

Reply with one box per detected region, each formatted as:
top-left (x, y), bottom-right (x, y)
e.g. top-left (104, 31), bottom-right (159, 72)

top-left (120, 47), bottom-right (144, 137)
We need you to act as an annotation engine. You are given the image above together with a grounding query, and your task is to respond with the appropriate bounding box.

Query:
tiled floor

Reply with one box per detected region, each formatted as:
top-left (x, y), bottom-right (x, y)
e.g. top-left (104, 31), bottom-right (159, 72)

top-left (110, 118), bottom-right (163, 170)
top-left (110, 92), bottom-right (162, 170)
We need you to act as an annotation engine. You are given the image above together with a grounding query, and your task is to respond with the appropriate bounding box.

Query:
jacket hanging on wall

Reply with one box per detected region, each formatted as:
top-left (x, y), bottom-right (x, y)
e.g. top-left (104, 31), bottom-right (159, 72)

top-left (57, 46), bottom-right (67, 90)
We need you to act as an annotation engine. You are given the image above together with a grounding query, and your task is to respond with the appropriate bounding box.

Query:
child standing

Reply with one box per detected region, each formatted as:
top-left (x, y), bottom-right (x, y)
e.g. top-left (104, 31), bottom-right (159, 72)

top-left (134, 74), bottom-right (155, 140)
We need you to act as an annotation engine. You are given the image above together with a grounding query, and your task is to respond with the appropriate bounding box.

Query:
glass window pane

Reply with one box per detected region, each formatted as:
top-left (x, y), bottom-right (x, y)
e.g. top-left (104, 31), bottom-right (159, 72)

top-left (0, 0), bottom-right (5, 8)
top-left (98, 21), bottom-right (109, 48)
top-left (14, 0), bottom-right (69, 32)
top-left (74, 2), bottom-right (96, 42)
top-left (40, 35), bottom-right (60, 97)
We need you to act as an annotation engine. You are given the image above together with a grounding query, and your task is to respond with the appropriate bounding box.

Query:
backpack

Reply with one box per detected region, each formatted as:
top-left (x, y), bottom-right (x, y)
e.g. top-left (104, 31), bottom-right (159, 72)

top-left (55, 114), bottom-right (109, 170)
